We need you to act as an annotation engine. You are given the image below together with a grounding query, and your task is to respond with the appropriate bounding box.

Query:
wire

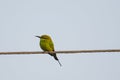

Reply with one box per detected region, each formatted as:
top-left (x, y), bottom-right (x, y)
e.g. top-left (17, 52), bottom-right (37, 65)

top-left (0, 49), bottom-right (120, 55)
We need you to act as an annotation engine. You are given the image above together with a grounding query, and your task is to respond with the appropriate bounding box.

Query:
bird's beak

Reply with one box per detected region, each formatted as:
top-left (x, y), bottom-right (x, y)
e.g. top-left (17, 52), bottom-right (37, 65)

top-left (35, 36), bottom-right (41, 38)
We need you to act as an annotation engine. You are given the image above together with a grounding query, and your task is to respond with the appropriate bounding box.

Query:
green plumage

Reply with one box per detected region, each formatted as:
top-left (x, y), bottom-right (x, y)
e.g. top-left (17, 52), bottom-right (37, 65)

top-left (36, 35), bottom-right (62, 66)
top-left (40, 35), bottom-right (54, 51)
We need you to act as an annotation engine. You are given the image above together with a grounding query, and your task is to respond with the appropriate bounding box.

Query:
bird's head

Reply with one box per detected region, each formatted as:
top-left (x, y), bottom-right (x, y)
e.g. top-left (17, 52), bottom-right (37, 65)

top-left (36, 35), bottom-right (51, 40)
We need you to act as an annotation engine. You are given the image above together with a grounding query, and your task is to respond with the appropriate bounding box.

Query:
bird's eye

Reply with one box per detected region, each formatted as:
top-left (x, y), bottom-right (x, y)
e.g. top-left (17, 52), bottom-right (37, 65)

top-left (44, 37), bottom-right (48, 39)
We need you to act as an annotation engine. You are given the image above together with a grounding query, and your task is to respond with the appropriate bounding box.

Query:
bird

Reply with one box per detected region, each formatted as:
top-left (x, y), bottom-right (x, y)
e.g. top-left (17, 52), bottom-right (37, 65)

top-left (36, 34), bottom-right (62, 66)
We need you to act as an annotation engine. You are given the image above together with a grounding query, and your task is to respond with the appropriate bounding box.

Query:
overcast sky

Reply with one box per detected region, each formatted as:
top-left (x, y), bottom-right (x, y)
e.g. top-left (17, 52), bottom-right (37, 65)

top-left (0, 0), bottom-right (120, 80)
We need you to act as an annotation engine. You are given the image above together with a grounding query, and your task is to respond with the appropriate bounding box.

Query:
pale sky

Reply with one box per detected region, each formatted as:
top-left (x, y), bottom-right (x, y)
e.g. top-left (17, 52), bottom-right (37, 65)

top-left (0, 0), bottom-right (120, 80)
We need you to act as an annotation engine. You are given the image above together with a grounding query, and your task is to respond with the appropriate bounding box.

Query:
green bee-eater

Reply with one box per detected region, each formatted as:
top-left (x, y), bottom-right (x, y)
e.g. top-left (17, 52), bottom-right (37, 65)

top-left (36, 35), bottom-right (62, 66)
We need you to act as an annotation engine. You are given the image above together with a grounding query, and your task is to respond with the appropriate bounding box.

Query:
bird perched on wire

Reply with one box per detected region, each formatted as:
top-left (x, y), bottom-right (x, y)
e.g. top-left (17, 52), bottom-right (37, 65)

top-left (36, 34), bottom-right (62, 66)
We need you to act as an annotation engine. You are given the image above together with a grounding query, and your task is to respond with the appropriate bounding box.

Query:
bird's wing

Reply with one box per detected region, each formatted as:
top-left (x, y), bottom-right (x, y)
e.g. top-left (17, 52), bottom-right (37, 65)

top-left (49, 40), bottom-right (55, 51)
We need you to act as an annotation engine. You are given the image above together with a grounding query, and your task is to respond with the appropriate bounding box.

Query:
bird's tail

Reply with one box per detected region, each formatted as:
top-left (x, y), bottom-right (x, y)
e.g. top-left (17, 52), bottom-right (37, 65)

top-left (48, 53), bottom-right (62, 67)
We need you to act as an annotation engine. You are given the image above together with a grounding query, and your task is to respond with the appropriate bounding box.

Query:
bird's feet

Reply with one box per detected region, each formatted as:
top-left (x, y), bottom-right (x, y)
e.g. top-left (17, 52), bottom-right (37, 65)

top-left (43, 51), bottom-right (48, 54)
top-left (43, 51), bottom-right (54, 54)
top-left (48, 51), bottom-right (54, 54)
